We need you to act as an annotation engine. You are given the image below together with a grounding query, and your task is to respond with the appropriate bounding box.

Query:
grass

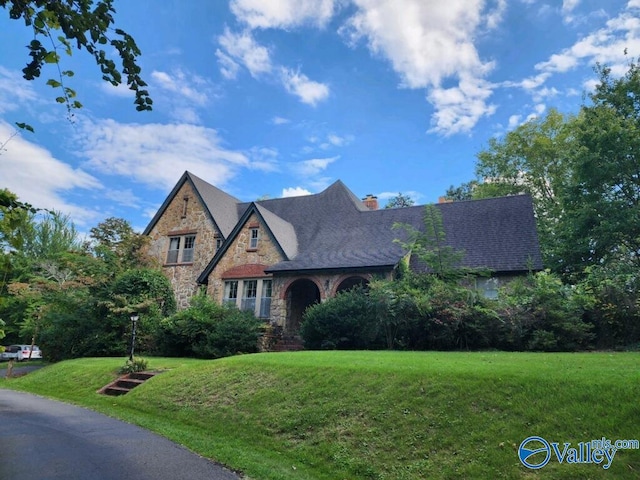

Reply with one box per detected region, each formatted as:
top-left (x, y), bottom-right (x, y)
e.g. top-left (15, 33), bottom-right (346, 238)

top-left (1, 351), bottom-right (640, 479)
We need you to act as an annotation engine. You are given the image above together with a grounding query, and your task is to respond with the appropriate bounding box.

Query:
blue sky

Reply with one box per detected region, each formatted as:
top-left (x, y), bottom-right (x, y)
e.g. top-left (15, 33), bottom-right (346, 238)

top-left (1, 0), bottom-right (639, 233)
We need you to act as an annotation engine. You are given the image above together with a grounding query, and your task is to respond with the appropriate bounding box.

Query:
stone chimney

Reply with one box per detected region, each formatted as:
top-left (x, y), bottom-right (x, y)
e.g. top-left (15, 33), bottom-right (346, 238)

top-left (362, 194), bottom-right (379, 210)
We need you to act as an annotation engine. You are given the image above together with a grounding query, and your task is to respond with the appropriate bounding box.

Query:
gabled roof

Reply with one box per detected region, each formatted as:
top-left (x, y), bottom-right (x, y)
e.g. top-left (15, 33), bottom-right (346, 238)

top-left (148, 174), bottom-right (543, 282)
top-left (259, 193), bottom-right (543, 274)
top-left (143, 171), bottom-right (241, 237)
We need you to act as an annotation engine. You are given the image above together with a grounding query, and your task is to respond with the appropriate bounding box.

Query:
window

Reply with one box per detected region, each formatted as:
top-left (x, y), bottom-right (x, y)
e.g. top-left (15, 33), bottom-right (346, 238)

top-left (224, 281), bottom-right (238, 305)
top-left (223, 278), bottom-right (272, 319)
top-left (166, 234), bottom-right (196, 264)
top-left (259, 280), bottom-right (272, 318)
top-left (182, 235), bottom-right (195, 262)
top-left (249, 228), bottom-right (259, 249)
top-left (241, 280), bottom-right (257, 312)
top-left (476, 277), bottom-right (499, 300)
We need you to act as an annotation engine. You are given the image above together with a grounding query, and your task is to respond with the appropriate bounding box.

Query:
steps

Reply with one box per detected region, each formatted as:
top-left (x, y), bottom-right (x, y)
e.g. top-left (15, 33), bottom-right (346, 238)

top-left (272, 334), bottom-right (305, 352)
top-left (98, 371), bottom-right (158, 396)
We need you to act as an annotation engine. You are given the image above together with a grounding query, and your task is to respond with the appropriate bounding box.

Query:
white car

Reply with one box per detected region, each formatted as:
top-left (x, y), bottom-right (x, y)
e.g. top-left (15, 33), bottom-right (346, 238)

top-left (1, 345), bottom-right (42, 361)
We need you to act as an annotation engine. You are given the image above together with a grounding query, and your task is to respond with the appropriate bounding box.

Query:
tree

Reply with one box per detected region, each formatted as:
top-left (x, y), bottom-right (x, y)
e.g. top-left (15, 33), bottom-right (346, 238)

top-left (475, 109), bottom-right (578, 270)
top-left (562, 60), bottom-right (640, 271)
top-left (443, 181), bottom-right (478, 201)
top-left (384, 192), bottom-right (415, 209)
top-left (1, 0), bottom-right (151, 125)
top-left (393, 204), bottom-right (465, 279)
top-left (89, 217), bottom-right (152, 271)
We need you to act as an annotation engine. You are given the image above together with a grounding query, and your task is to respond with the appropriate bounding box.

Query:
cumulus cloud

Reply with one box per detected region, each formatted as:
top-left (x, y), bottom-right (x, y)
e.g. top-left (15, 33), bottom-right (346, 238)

top-left (535, 6), bottom-right (640, 75)
top-left (230, 0), bottom-right (336, 29)
top-left (217, 28), bottom-right (273, 78)
top-left (74, 118), bottom-right (249, 190)
top-left (0, 121), bottom-right (101, 224)
top-left (282, 186), bottom-right (312, 197)
top-left (291, 156), bottom-right (338, 176)
top-left (339, 0), bottom-right (500, 134)
top-left (280, 68), bottom-right (330, 106)
top-left (427, 75), bottom-right (496, 135)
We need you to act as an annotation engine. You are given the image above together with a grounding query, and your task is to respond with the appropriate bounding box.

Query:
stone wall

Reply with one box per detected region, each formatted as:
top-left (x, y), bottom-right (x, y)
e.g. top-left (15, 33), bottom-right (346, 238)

top-left (146, 181), bottom-right (219, 308)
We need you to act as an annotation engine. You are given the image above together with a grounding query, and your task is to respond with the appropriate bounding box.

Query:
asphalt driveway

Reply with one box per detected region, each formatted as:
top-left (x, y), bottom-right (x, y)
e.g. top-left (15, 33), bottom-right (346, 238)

top-left (0, 389), bottom-right (241, 480)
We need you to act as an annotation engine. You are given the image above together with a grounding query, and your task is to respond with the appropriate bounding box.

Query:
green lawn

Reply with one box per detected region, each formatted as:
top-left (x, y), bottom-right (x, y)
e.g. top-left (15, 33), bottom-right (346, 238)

top-left (2, 351), bottom-right (639, 479)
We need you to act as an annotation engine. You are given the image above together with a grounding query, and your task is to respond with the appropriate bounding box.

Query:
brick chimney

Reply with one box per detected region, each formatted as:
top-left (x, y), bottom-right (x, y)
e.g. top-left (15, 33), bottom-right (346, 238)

top-left (362, 194), bottom-right (379, 210)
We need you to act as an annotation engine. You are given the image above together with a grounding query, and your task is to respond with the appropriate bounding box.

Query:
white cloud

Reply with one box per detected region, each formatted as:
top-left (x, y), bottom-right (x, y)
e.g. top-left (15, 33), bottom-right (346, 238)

top-left (341, 0), bottom-right (494, 89)
top-left (562, 0), bottom-right (581, 23)
top-left (0, 67), bottom-right (38, 114)
top-left (149, 69), bottom-right (217, 123)
top-left (292, 156), bottom-right (338, 176)
top-left (0, 121), bottom-right (101, 224)
top-left (536, 8), bottom-right (640, 75)
top-left (246, 146), bottom-right (279, 172)
top-left (427, 75), bottom-right (496, 136)
top-left (218, 28), bottom-right (273, 77)
top-left (282, 186), bottom-right (312, 197)
top-left (339, 0), bottom-right (499, 134)
top-left (151, 70), bottom-right (210, 105)
top-left (216, 49), bottom-right (241, 80)
top-left (230, 0), bottom-right (336, 29)
top-left (271, 116), bottom-right (290, 125)
top-left (74, 118), bottom-right (249, 190)
top-left (281, 68), bottom-right (330, 106)
top-left (99, 82), bottom-right (134, 98)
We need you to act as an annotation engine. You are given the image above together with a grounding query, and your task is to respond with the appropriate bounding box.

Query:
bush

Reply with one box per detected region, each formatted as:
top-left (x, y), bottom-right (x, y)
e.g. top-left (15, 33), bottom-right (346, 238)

top-left (118, 357), bottom-right (148, 374)
top-left (579, 260), bottom-right (640, 348)
top-left (301, 287), bottom-right (382, 349)
top-left (155, 293), bottom-right (262, 359)
top-left (497, 271), bottom-right (595, 351)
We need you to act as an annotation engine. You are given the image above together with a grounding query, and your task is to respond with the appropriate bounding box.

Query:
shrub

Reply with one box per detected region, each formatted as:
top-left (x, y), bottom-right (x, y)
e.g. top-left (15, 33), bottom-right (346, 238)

top-left (155, 293), bottom-right (262, 359)
top-left (118, 357), bottom-right (148, 374)
top-left (300, 287), bottom-right (382, 349)
top-left (497, 271), bottom-right (594, 351)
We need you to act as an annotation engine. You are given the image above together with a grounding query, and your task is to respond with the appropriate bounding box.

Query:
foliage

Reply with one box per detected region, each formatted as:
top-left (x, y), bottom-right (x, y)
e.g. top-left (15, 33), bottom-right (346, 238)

top-left (118, 357), bottom-right (148, 374)
top-left (497, 271), bottom-right (594, 351)
top-left (475, 108), bottom-right (576, 270)
top-left (155, 293), bottom-right (262, 359)
top-left (384, 192), bottom-right (415, 208)
top-left (89, 217), bottom-right (153, 271)
top-left (561, 60), bottom-right (640, 272)
top-left (579, 257), bottom-right (640, 348)
top-left (393, 204), bottom-right (465, 279)
top-left (1, 0), bottom-right (152, 122)
top-left (443, 180), bottom-right (479, 201)
top-left (300, 286), bottom-right (381, 350)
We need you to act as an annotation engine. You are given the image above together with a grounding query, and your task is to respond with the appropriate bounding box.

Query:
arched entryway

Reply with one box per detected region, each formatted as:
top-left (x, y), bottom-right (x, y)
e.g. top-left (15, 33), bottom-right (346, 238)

top-left (285, 279), bottom-right (321, 332)
top-left (335, 276), bottom-right (369, 294)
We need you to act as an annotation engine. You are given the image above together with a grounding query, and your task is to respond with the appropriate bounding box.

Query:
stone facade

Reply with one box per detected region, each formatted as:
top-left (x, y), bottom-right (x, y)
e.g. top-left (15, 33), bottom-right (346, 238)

top-left (145, 182), bottom-right (220, 308)
top-left (206, 212), bottom-right (285, 304)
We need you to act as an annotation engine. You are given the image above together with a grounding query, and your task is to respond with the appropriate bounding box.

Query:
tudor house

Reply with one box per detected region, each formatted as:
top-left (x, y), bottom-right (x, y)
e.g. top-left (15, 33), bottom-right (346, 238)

top-left (144, 171), bottom-right (543, 335)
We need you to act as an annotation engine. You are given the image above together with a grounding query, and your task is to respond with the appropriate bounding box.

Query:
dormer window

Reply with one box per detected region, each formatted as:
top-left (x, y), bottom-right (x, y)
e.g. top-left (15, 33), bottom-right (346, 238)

top-left (249, 228), bottom-right (259, 250)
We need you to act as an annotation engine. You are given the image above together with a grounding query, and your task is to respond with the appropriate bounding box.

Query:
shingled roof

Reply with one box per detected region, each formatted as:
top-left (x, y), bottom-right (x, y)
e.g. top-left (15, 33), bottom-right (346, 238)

top-left (196, 179), bottom-right (543, 283)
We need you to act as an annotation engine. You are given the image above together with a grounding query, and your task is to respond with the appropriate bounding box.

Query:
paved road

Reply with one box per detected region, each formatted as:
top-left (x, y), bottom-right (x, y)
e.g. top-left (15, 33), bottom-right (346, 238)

top-left (0, 389), bottom-right (241, 480)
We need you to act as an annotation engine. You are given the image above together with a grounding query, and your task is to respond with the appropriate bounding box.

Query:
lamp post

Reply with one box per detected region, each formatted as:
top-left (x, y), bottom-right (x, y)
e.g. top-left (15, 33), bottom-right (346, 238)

top-left (129, 313), bottom-right (139, 361)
